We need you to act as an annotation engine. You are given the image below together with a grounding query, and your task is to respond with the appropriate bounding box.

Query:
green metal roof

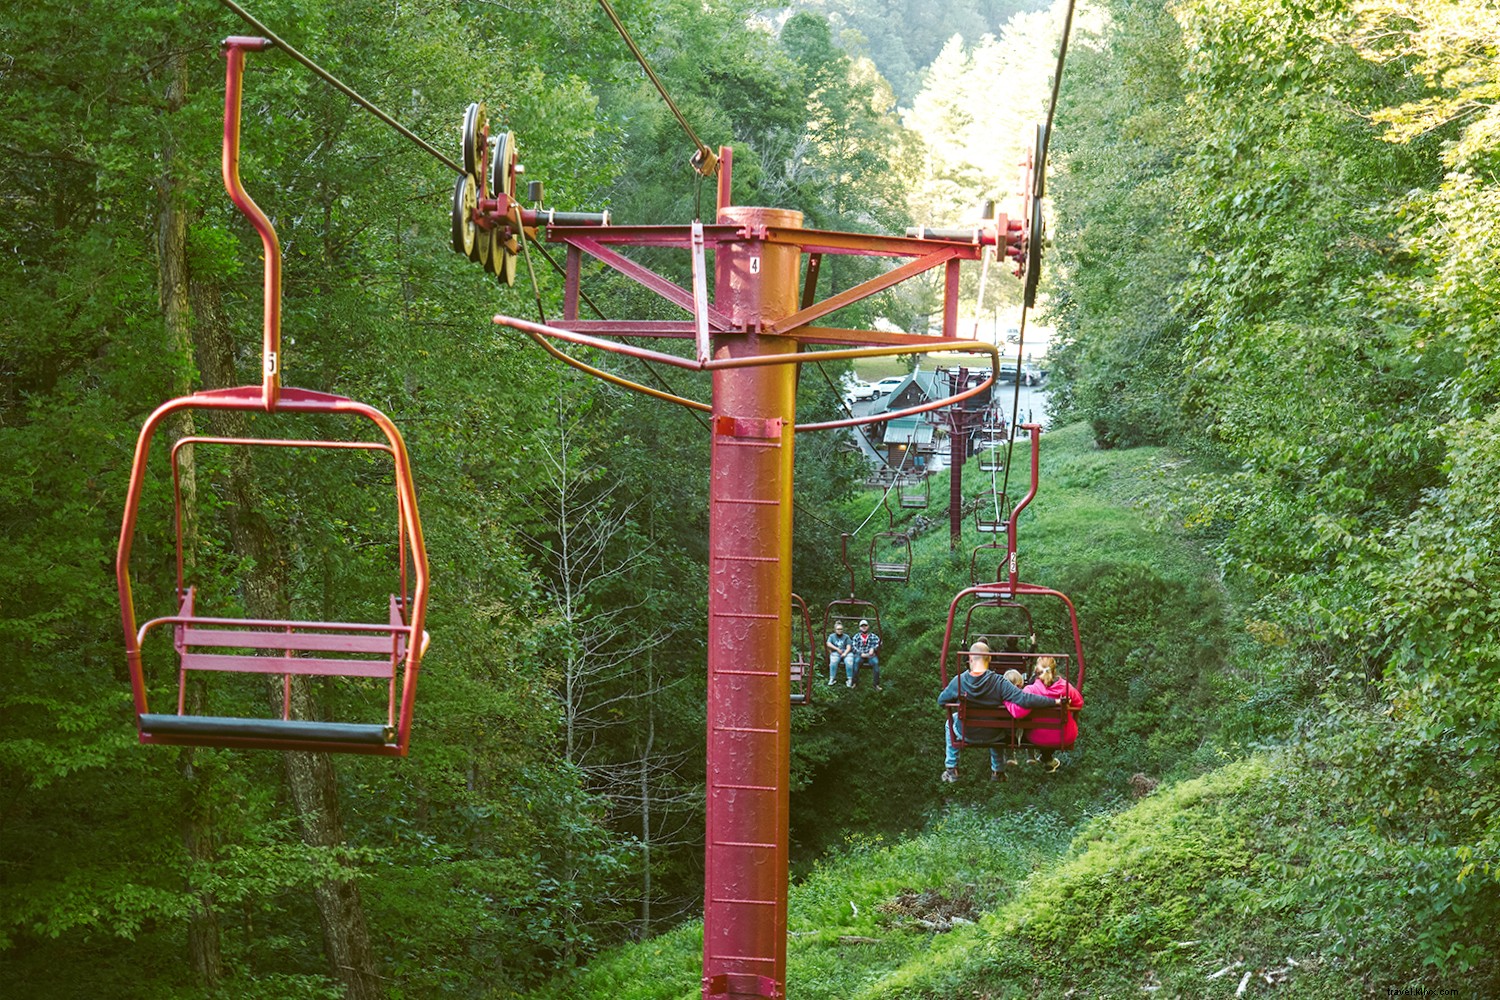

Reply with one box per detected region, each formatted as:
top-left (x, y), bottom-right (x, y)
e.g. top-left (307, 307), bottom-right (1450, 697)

top-left (882, 417), bottom-right (934, 445)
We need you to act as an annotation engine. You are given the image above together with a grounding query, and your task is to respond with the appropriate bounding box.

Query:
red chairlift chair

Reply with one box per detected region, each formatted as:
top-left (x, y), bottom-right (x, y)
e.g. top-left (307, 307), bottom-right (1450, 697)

top-left (823, 533), bottom-right (881, 638)
top-left (974, 488), bottom-right (1012, 534)
top-left (790, 593), bottom-right (814, 706)
top-left (896, 472), bottom-right (930, 509)
top-left (941, 424), bottom-right (1084, 759)
top-left (115, 38), bottom-right (430, 756)
top-left (939, 584), bottom-right (1084, 760)
top-left (869, 496), bottom-right (912, 584)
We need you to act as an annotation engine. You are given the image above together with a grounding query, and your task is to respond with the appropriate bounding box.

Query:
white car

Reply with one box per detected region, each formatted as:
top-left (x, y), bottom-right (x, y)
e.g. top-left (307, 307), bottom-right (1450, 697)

top-left (870, 375), bottom-right (907, 398)
top-left (842, 378), bottom-right (875, 402)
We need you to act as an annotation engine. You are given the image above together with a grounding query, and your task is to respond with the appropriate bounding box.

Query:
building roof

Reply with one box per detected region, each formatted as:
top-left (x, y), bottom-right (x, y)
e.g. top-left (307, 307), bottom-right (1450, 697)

top-left (882, 416), bottom-right (935, 445)
top-left (870, 369), bottom-right (946, 416)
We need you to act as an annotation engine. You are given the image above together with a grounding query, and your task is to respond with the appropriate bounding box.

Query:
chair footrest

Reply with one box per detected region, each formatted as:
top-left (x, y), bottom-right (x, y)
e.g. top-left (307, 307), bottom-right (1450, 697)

top-left (141, 714), bottom-right (393, 745)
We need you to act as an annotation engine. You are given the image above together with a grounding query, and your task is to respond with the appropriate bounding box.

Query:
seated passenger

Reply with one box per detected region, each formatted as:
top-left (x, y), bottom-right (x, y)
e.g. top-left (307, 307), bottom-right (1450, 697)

top-left (1012, 655), bottom-right (1083, 771)
top-left (850, 618), bottom-right (883, 691)
top-left (937, 641), bottom-right (1067, 783)
top-left (825, 621), bottom-right (854, 686)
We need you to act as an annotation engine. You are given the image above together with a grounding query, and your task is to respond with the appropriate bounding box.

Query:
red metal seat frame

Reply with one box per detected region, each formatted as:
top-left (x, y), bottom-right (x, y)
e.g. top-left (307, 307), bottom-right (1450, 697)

top-left (789, 593), bottom-right (813, 706)
top-left (115, 38), bottom-right (429, 755)
top-left (939, 584), bottom-right (1084, 755)
top-left (118, 390), bottom-right (431, 755)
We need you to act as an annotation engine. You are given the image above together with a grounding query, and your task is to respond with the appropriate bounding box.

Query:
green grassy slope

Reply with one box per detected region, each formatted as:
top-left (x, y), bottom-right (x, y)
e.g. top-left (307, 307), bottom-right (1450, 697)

top-left (515, 424), bottom-right (1496, 999)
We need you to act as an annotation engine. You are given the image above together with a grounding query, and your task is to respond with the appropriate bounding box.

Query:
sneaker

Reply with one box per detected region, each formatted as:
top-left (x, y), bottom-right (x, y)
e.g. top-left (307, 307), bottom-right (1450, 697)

top-left (827, 679), bottom-right (836, 686)
top-left (846, 679), bottom-right (854, 688)
top-left (941, 767), bottom-right (959, 783)
top-left (990, 768), bottom-right (1006, 782)
top-left (1044, 757), bottom-right (1060, 773)
top-left (874, 684), bottom-right (884, 692)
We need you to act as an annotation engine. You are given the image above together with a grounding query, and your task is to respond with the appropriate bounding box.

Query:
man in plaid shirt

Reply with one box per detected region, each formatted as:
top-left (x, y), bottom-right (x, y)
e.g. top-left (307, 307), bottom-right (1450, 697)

top-left (850, 619), bottom-right (883, 691)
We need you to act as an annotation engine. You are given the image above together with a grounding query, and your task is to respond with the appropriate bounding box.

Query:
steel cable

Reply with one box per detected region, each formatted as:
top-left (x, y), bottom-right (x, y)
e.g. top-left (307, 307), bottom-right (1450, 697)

top-left (594, 0), bottom-right (718, 177)
top-left (217, 0), bottom-right (463, 174)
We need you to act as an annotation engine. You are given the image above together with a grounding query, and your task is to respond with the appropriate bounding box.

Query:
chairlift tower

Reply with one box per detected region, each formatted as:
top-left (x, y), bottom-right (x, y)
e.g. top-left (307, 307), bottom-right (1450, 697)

top-left (473, 136), bottom-right (1039, 997)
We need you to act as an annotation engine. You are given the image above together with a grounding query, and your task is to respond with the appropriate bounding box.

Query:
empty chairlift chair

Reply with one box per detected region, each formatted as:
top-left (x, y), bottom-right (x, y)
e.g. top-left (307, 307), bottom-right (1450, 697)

top-left (118, 429), bottom-right (430, 755)
top-left (977, 418), bottom-right (1006, 473)
top-left (969, 541), bottom-right (1011, 595)
top-left (789, 593), bottom-right (814, 706)
top-left (114, 37), bottom-right (430, 756)
top-left (896, 473), bottom-right (930, 509)
top-left (974, 489), bottom-right (1011, 534)
top-left (869, 497), bottom-right (912, 583)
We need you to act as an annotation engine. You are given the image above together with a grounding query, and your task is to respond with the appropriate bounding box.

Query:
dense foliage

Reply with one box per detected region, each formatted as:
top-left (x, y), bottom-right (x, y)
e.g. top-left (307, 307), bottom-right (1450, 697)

top-left (1046, 0), bottom-right (1500, 977)
top-left (5, 0), bottom-right (1497, 995)
top-left (0, 1), bottom-right (917, 996)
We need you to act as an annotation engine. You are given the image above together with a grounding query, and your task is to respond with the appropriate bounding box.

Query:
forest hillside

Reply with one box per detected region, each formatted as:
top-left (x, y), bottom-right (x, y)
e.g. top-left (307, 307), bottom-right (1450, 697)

top-left (526, 425), bottom-right (1496, 998)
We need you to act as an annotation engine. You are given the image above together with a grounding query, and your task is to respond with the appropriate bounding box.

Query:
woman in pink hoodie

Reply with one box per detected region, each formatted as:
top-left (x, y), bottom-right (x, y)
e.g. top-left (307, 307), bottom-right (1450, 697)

top-left (1010, 656), bottom-right (1083, 770)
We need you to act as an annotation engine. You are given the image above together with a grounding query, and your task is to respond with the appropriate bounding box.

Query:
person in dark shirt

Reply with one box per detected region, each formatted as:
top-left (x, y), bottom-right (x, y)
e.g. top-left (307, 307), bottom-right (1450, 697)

top-left (850, 618), bottom-right (883, 690)
top-left (937, 639), bottom-right (1065, 782)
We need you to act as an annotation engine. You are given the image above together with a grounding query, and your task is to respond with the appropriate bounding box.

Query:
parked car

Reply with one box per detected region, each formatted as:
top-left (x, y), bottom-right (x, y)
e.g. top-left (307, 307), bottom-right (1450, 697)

top-left (870, 375), bottom-right (908, 398)
top-left (841, 377), bottom-right (875, 402)
top-left (998, 363), bottom-right (1043, 386)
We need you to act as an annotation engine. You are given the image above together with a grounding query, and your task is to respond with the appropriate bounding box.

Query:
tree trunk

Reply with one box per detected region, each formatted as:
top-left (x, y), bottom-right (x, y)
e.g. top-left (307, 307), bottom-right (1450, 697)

top-left (639, 663), bottom-right (654, 940)
top-left (156, 43), bottom-right (222, 992)
top-left (282, 741), bottom-right (383, 1000)
top-left (191, 276), bottom-right (384, 1000)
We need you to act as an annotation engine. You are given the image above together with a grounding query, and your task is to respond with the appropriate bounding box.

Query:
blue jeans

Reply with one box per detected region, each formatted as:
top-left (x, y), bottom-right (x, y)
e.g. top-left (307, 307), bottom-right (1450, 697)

top-left (852, 654), bottom-right (880, 687)
top-left (828, 651), bottom-right (853, 683)
top-left (944, 717), bottom-right (1003, 770)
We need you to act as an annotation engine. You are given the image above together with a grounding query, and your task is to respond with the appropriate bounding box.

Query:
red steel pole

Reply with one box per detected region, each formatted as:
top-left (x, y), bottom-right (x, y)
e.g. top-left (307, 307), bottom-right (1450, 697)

top-left (949, 370), bottom-right (966, 551)
top-left (702, 205), bottom-right (801, 1000)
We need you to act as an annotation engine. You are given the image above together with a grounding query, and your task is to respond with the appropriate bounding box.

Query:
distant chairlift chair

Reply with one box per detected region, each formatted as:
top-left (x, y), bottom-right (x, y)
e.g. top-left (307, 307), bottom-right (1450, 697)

top-left (896, 473), bottom-right (930, 509)
top-left (870, 497), bottom-right (912, 584)
top-left (790, 593), bottom-right (814, 706)
top-left (974, 489), bottom-right (1012, 534)
top-left (977, 418), bottom-right (1006, 472)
